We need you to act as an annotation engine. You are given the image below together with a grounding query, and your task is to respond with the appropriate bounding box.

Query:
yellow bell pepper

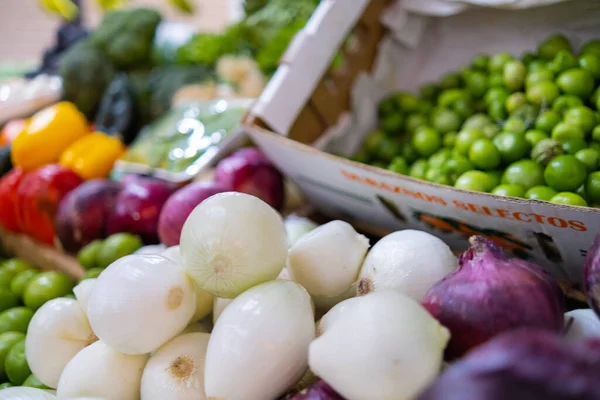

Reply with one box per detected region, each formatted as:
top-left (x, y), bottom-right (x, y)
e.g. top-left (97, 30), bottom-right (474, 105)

top-left (11, 102), bottom-right (90, 172)
top-left (60, 132), bottom-right (126, 180)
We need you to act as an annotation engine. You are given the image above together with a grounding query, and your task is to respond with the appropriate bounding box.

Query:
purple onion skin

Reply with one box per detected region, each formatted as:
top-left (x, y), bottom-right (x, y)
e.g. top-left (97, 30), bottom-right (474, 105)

top-left (106, 177), bottom-right (177, 244)
top-left (421, 236), bottom-right (565, 360)
top-left (584, 233), bottom-right (600, 318)
top-left (55, 179), bottom-right (122, 253)
top-left (418, 329), bottom-right (600, 400)
top-left (284, 380), bottom-right (346, 400)
top-left (215, 147), bottom-right (285, 211)
top-left (157, 181), bottom-right (229, 246)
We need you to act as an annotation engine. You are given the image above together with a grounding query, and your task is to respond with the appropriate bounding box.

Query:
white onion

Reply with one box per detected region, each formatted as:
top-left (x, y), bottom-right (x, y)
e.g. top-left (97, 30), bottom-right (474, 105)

top-left (284, 215), bottom-right (319, 247)
top-left (212, 297), bottom-right (233, 325)
top-left (73, 279), bottom-right (95, 317)
top-left (0, 387), bottom-right (56, 399)
top-left (181, 318), bottom-right (213, 334)
top-left (565, 309), bottom-right (600, 341)
top-left (180, 192), bottom-right (288, 299)
top-left (357, 230), bottom-right (457, 301)
top-left (141, 332), bottom-right (210, 400)
top-left (312, 284), bottom-right (356, 315)
top-left (205, 280), bottom-right (314, 400)
top-left (135, 245), bottom-right (166, 255)
top-left (87, 254), bottom-right (196, 355)
top-left (162, 246), bottom-right (214, 322)
top-left (26, 298), bottom-right (97, 389)
top-left (310, 290), bottom-right (450, 400)
top-left (57, 341), bottom-right (148, 400)
top-left (288, 220), bottom-right (369, 298)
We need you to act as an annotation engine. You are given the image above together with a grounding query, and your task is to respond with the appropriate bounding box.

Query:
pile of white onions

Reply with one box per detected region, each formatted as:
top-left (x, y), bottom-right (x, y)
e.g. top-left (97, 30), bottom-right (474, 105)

top-left (18, 191), bottom-right (463, 400)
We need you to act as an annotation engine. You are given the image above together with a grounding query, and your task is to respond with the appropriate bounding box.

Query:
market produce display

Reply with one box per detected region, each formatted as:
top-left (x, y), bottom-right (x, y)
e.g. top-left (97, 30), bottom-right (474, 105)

top-left (353, 35), bottom-right (600, 208)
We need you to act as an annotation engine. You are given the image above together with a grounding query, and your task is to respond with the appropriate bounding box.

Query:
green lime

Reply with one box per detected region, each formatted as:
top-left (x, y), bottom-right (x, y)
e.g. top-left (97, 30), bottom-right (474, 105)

top-left (0, 382), bottom-right (13, 389)
top-left (575, 149), bottom-right (599, 171)
top-left (525, 186), bottom-right (558, 201)
top-left (5, 340), bottom-right (30, 385)
top-left (526, 81), bottom-right (559, 105)
top-left (550, 192), bottom-right (588, 207)
top-left (489, 52), bottom-right (514, 73)
top-left (0, 332), bottom-right (25, 382)
top-left (505, 92), bottom-right (526, 113)
top-left (579, 53), bottom-right (600, 79)
top-left (557, 68), bottom-right (595, 98)
top-left (97, 233), bottom-right (143, 270)
top-left (562, 138), bottom-right (588, 155)
top-left (491, 184), bottom-right (526, 198)
top-left (544, 155), bottom-right (588, 192)
top-left (503, 61), bottom-right (526, 91)
top-left (463, 114), bottom-right (492, 131)
top-left (455, 128), bottom-right (485, 155)
top-left (564, 106), bottom-right (597, 135)
top-left (23, 271), bottom-right (75, 311)
top-left (502, 160), bottom-right (545, 190)
top-left (10, 270), bottom-right (38, 298)
top-left (82, 268), bottom-right (104, 281)
top-left (408, 159), bottom-right (429, 180)
top-left (380, 114), bottom-right (404, 136)
top-left (0, 308), bottom-right (33, 334)
top-left (493, 131), bottom-right (531, 164)
top-left (552, 122), bottom-right (585, 142)
top-left (412, 127), bottom-right (442, 157)
top-left (387, 157), bottom-right (408, 175)
top-left (549, 50), bottom-right (577, 74)
top-left (441, 155), bottom-right (474, 183)
top-left (535, 110), bottom-right (561, 133)
top-left (537, 34), bottom-right (572, 60)
top-left (0, 291), bottom-right (19, 315)
top-left (454, 171), bottom-right (496, 193)
top-left (23, 374), bottom-right (50, 389)
top-left (525, 130), bottom-right (549, 146)
top-left (77, 240), bottom-right (104, 271)
top-left (526, 69), bottom-right (554, 88)
top-left (468, 138), bottom-right (501, 170)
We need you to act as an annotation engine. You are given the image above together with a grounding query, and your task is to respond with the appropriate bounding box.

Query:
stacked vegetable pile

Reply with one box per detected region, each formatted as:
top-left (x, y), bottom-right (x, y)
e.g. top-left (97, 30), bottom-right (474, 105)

top-left (3, 187), bottom-right (600, 399)
top-left (355, 35), bottom-right (600, 208)
top-left (0, 257), bottom-right (78, 391)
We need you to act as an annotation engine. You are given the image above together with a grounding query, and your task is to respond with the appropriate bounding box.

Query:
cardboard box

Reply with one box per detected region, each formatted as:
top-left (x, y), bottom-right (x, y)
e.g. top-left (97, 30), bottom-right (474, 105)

top-left (245, 0), bottom-right (600, 285)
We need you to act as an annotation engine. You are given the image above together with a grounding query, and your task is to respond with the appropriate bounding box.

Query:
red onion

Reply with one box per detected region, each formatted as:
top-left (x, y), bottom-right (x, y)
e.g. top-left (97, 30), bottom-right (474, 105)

top-left (106, 176), bottom-right (177, 244)
top-left (55, 179), bottom-right (122, 253)
top-left (215, 147), bottom-right (285, 210)
top-left (418, 329), bottom-right (600, 400)
top-left (421, 236), bottom-right (564, 359)
top-left (285, 380), bottom-right (346, 400)
top-left (157, 181), bottom-right (229, 246)
top-left (584, 233), bottom-right (600, 317)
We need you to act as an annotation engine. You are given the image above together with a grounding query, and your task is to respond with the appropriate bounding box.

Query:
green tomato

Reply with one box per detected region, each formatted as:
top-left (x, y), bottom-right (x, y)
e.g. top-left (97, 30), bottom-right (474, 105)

top-left (412, 127), bottom-right (442, 157)
top-left (564, 106), bottom-right (597, 135)
top-left (489, 52), bottom-right (514, 73)
top-left (455, 128), bottom-right (486, 155)
top-left (374, 137), bottom-right (403, 163)
top-left (464, 70), bottom-right (488, 98)
top-left (22, 374), bottom-right (50, 389)
top-left (443, 131), bottom-right (458, 149)
top-left (425, 169), bottom-right (451, 185)
top-left (503, 61), bottom-right (526, 92)
top-left (488, 101), bottom-right (507, 121)
top-left (531, 139), bottom-right (564, 165)
top-left (552, 122), bottom-right (585, 142)
top-left (82, 268), bottom-right (104, 281)
top-left (438, 89), bottom-right (469, 108)
top-left (593, 126), bottom-right (600, 142)
top-left (488, 73), bottom-right (505, 88)
top-left (454, 171), bottom-right (496, 192)
top-left (408, 159), bottom-right (429, 180)
top-left (482, 124), bottom-right (500, 139)
top-left (552, 95), bottom-right (584, 114)
top-left (428, 149), bottom-right (452, 169)
top-left (549, 49), bottom-right (577, 74)
top-left (0, 260), bottom-right (34, 288)
top-left (525, 186), bottom-right (558, 201)
top-left (23, 271), bottom-right (75, 311)
top-left (468, 138), bottom-right (501, 170)
top-left (77, 240), bottom-right (104, 271)
top-left (581, 39), bottom-right (600, 57)
top-left (440, 73), bottom-right (462, 90)
top-left (400, 142), bottom-right (418, 164)
top-left (535, 110), bottom-right (561, 133)
top-left (505, 92), bottom-right (526, 114)
top-left (562, 138), bottom-right (588, 155)
top-left (576, 148), bottom-right (600, 171)
top-left (431, 108), bottom-right (462, 134)
top-left (97, 233), bottom-right (144, 270)
top-left (521, 52), bottom-right (537, 66)
top-left (557, 68), bottom-right (595, 98)
top-left (544, 155), bottom-right (588, 192)
top-left (493, 131), bottom-right (531, 164)
top-left (525, 129), bottom-right (549, 147)
top-left (503, 117), bottom-right (527, 134)
top-left (0, 383), bottom-right (13, 389)
top-left (463, 114), bottom-right (492, 131)
top-left (363, 130), bottom-right (386, 156)
top-left (550, 192), bottom-right (588, 207)
top-left (579, 53), bottom-right (600, 79)
top-left (441, 154), bottom-right (474, 183)
top-left (393, 92), bottom-right (420, 113)
top-left (502, 160), bottom-right (545, 190)
top-left (484, 87), bottom-right (510, 106)
top-left (0, 290), bottom-right (19, 315)
top-left (526, 81), bottom-right (559, 106)
top-left (472, 54), bottom-right (490, 71)
top-left (420, 83), bottom-right (439, 101)
top-left (387, 157), bottom-right (409, 175)
top-left (380, 114), bottom-right (405, 136)
top-left (405, 114), bottom-right (429, 134)
top-left (537, 34), bottom-right (572, 60)
top-left (528, 60), bottom-right (548, 73)
top-left (350, 149), bottom-right (370, 164)
top-left (586, 171), bottom-right (600, 203)
top-left (5, 340), bottom-right (30, 385)
top-left (0, 332), bottom-right (24, 382)
top-left (378, 96), bottom-right (399, 118)
top-left (525, 69), bottom-right (554, 88)
top-left (491, 184), bottom-right (526, 198)
top-left (0, 308), bottom-right (33, 334)
top-left (372, 161), bottom-right (387, 169)
top-left (452, 99), bottom-right (475, 120)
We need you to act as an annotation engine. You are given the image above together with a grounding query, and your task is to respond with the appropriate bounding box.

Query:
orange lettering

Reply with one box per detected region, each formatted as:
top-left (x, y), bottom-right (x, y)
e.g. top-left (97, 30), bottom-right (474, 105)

top-left (496, 209), bottom-right (514, 220)
top-left (453, 200), bottom-right (470, 211)
top-left (569, 220), bottom-right (587, 232)
top-left (530, 214), bottom-right (546, 224)
top-left (513, 212), bottom-right (532, 222)
top-left (547, 217), bottom-right (568, 228)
